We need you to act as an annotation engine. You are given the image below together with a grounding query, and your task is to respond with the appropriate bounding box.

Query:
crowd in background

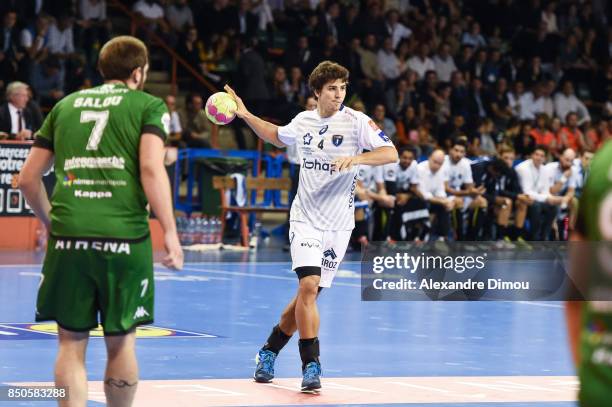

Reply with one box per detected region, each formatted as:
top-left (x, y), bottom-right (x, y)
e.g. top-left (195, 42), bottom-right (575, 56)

top-left (0, 0), bottom-right (611, 243)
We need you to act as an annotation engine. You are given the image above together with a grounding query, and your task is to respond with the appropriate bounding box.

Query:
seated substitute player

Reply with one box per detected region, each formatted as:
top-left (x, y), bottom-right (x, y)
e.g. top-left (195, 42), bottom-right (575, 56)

top-left (386, 146), bottom-right (429, 241)
top-left (19, 36), bottom-right (184, 407)
top-left (417, 149), bottom-right (456, 240)
top-left (224, 61), bottom-right (397, 392)
top-left (443, 138), bottom-right (487, 240)
top-left (353, 162), bottom-right (395, 245)
top-left (542, 148), bottom-right (578, 240)
top-left (515, 145), bottom-right (566, 240)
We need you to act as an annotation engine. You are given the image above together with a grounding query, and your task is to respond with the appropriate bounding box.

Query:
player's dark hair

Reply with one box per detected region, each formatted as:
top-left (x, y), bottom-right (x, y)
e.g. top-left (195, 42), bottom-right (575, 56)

top-left (533, 144), bottom-right (547, 155)
top-left (98, 36), bottom-right (149, 81)
top-left (308, 61), bottom-right (349, 100)
top-left (451, 137), bottom-right (468, 149)
top-left (399, 146), bottom-right (416, 157)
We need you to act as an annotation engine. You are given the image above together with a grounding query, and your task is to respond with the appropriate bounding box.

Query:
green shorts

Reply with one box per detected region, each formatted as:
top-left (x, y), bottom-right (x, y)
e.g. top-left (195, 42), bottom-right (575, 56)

top-left (36, 235), bottom-right (154, 335)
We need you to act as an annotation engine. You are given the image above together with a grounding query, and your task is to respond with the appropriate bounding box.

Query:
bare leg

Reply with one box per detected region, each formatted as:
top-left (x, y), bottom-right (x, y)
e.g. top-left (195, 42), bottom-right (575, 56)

top-left (496, 198), bottom-right (512, 227)
top-left (104, 332), bottom-right (138, 407)
top-left (56, 328), bottom-right (89, 407)
top-left (295, 275), bottom-right (320, 339)
top-left (515, 200), bottom-right (529, 229)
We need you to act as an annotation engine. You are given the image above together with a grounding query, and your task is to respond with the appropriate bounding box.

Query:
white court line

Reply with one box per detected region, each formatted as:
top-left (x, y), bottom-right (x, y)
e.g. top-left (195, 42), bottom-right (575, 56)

top-left (514, 301), bottom-right (563, 309)
top-left (386, 381), bottom-right (450, 393)
top-left (180, 266), bottom-right (362, 288)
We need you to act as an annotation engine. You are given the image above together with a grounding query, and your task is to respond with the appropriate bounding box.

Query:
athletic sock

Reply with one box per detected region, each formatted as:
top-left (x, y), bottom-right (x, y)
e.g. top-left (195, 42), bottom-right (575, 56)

top-left (262, 324), bottom-right (292, 355)
top-left (298, 337), bottom-right (320, 370)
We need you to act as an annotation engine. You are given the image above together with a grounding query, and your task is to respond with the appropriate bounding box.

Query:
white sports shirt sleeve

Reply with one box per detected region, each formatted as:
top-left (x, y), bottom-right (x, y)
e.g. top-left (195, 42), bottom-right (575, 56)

top-left (356, 112), bottom-right (393, 151)
top-left (277, 115), bottom-right (300, 146)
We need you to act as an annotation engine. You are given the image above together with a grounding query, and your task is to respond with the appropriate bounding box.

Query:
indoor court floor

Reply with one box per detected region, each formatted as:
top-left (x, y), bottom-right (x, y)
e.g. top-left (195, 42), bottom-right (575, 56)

top-left (0, 247), bottom-right (578, 406)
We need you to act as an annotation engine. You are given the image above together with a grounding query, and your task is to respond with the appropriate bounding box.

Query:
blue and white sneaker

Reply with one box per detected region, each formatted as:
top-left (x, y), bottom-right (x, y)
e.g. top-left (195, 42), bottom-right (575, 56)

top-left (301, 361), bottom-right (322, 392)
top-left (254, 349), bottom-right (277, 383)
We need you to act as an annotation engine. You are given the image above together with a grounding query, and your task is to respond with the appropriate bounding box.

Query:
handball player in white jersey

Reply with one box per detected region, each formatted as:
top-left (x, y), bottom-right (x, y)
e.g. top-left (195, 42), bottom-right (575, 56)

top-left (224, 61), bottom-right (397, 391)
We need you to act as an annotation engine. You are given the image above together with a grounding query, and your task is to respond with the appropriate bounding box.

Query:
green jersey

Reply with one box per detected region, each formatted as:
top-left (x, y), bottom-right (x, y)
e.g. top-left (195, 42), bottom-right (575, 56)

top-left (34, 83), bottom-right (169, 239)
top-left (575, 140), bottom-right (612, 406)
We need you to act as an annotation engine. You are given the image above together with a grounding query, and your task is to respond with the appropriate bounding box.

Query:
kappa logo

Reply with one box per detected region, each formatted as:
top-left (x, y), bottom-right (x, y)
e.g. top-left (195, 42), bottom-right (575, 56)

top-left (323, 248), bottom-right (337, 259)
top-left (133, 306), bottom-right (150, 320)
top-left (319, 125), bottom-right (329, 135)
top-left (332, 134), bottom-right (343, 147)
top-left (303, 133), bottom-right (313, 145)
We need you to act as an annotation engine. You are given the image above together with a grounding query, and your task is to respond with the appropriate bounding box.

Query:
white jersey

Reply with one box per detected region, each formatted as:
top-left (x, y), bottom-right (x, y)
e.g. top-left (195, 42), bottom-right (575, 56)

top-left (386, 160), bottom-right (419, 191)
top-left (278, 105), bottom-right (393, 230)
top-left (357, 164), bottom-right (384, 192)
top-left (443, 155), bottom-right (473, 191)
top-left (417, 160), bottom-right (448, 200)
top-left (543, 161), bottom-right (578, 195)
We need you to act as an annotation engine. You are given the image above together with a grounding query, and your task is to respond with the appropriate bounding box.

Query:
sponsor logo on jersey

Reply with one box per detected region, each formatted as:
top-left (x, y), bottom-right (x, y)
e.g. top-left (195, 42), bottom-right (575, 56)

top-left (319, 125), bottom-right (329, 135)
top-left (302, 158), bottom-right (335, 175)
top-left (54, 239), bottom-right (131, 254)
top-left (324, 248), bottom-right (337, 259)
top-left (303, 133), bottom-right (313, 145)
top-left (133, 306), bottom-right (150, 320)
top-left (63, 172), bottom-right (77, 186)
top-left (74, 190), bottom-right (113, 199)
top-left (64, 156), bottom-right (125, 171)
top-left (386, 169), bottom-right (395, 179)
top-left (332, 134), bottom-right (343, 147)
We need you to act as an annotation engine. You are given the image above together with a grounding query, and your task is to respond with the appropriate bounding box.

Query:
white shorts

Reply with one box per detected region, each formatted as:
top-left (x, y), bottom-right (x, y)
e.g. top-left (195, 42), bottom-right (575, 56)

top-left (289, 221), bottom-right (352, 288)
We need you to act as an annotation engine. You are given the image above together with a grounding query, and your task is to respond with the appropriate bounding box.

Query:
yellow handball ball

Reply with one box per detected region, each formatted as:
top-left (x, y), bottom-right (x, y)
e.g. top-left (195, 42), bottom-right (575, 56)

top-left (205, 92), bottom-right (238, 125)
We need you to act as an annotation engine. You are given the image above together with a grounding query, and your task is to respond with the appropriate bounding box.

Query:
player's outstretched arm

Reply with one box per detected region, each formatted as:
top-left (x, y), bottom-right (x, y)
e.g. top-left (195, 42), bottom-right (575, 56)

top-left (140, 133), bottom-right (184, 271)
top-left (334, 146), bottom-right (398, 172)
top-left (224, 84), bottom-right (286, 147)
top-left (19, 147), bottom-right (54, 228)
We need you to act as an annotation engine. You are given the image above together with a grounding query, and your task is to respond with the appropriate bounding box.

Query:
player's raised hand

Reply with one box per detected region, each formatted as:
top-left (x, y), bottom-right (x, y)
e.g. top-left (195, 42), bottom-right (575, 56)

top-left (163, 231), bottom-right (184, 271)
top-left (333, 156), bottom-right (361, 172)
top-left (224, 84), bottom-right (249, 119)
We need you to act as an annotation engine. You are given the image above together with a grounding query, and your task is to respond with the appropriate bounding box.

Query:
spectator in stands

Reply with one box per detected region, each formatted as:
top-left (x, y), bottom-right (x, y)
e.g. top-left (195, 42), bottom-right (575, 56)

top-left (485, 77), bottom-right (512, 128)
top-left (433, 42), bottom-right (457, 83)
top-left (467, 77), bottom-right (488, 128)
top-left (554, 80), bottom-right (591, 125)
top-left (417, 149), bottom-right (455, 241)
top-left (236, 36), bottom-right (269, 118)
top-left (372, 104), bottom-right (396, 143)
top-left (558, 112), bottom-right (586, 153)
top-left (0, 10), bottom-right (23, 88)
top-left (30, 56), bottom-right (64, 109)
top-left (471, 118), bottom-right (497, 157)
top-left (132, 0), bottom-right (173, 47)
top-left (384, 9), bottom-right (411, 49)
top-left (78, 0), bottom-right (111, 65)
top-left (461, 21), bottom-right (486, 49)
top-left (585, 120), bottom-right (610, 151)
top-left (407, 43), bottom-right (435, 80)
top-left (166, 0), bottom-right (194, 33)
top-left (178, 93), bottom-right (211, 148)
top-left (48, 13), bottom-right (77, 80)
top-left (530, 113), bottom-right (557, 157)
top-left (377, 36), bottom-right (406, 81)
top-left (164, 94), bottom-right (183, 145)
top-left (229, 0), bottom-right (258, 38)
top-left (21, 15), bottom-right (50, 65)
top-left (514, 120), bottom-right (536, 158)
top-left (507, 80), bottom-right (526, 118)
top-left (284, 36), bottom-right (317, 77)
top-left (0, 81), bottom-right (36, 140)
top-left (515, 145), bottom-right (563, 240)
top-left (288, 66), bottom-right (309, 106)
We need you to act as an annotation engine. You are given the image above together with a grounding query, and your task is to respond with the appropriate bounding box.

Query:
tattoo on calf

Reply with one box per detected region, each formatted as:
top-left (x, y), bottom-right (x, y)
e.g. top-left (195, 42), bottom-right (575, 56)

top-left (104, 378), bottom-right (138, 388)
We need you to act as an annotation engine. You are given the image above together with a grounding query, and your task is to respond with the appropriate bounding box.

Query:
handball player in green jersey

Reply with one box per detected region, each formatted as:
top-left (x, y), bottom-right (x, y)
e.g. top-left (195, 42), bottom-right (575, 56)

top-left (19, 36), bottom-right (183, 407)
top-left (566, 141), bottom-right (612, 406)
